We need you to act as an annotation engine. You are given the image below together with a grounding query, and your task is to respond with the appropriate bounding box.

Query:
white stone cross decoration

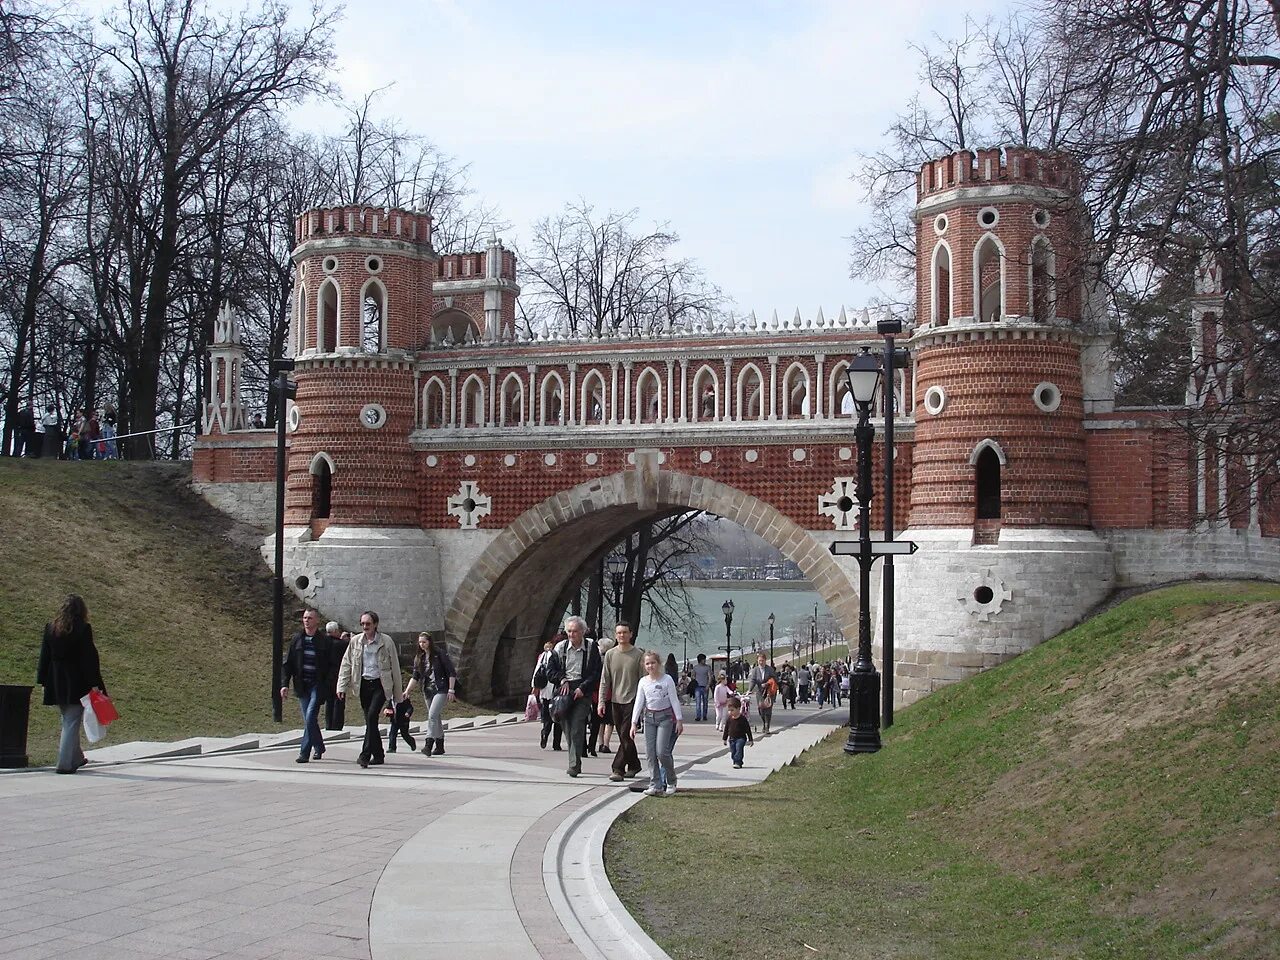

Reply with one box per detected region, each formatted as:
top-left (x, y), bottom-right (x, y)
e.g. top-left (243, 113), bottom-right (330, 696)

top-left (447, 480), bottom-right (492, 529)
top-left (818, 477), bottom-right (858, 530)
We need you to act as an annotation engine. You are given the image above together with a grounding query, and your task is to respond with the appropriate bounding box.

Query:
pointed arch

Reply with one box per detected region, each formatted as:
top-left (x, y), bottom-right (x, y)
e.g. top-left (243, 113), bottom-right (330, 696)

top-left (690, 364), bottom-right (720, 422)
top-left (736, 363), bottom-right (765, 422)
top-left (540, 372), bottom-right (565, 425)
top-left (360, 277), bottom-right (388, 352)
top-left (973, 232), bottom-right (1006, 322)
top-left (580, 369), bottom-right (606, 425)
top-left (432, 308), bottom-right (480, 345)
top-left (635, 366), bottom-right (662, 423)
top-left (1029, 235), bottom-right (1056, 322)
top-left (294, 287), bottom-right (307, 355)
top-left (500, 372), bottom-right (525, 426)
top-left (422, 377), bottom-right (446, 428)
top-left (828, 359), bottom-right (854, 418)
top-left (461, 373), bottom-right (487, 428)
top-left (308, 452), bottom-right (335, 521)
top-left (317, 279), bottom-right (339, 352)
top-left (931, 240), bottom-right (953, 326)
top-left (973, 441), bottom-right (1003, 520)
top-left (781, 361), bottom-right (810, 419)
top-left (968, 438), bottom-right (1007, 466)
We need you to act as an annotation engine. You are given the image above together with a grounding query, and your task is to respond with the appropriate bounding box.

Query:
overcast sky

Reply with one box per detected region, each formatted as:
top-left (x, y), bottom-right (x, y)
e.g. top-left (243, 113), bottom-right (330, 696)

top-left (308, 0), bottom-right (1014, 318)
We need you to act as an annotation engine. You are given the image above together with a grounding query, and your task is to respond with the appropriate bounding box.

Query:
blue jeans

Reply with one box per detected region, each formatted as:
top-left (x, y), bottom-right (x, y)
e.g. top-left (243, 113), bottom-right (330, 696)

top-left (694, 685), bottom-right (708, 721)
top-left (728, 736), bottom-right (747, 766)
top-left (643, 709), bottom-right (677, 790)
top-left (58, 703), bottom-right (86, 772)
top-left (297, 684), bottom-right (324, 758)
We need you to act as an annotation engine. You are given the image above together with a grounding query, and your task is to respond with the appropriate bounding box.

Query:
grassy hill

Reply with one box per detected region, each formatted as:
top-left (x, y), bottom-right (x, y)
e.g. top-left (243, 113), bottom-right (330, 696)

top-left (0, 459), bottom-right (278, 766)
top-left (606, 581), bottom-right (1280, 959)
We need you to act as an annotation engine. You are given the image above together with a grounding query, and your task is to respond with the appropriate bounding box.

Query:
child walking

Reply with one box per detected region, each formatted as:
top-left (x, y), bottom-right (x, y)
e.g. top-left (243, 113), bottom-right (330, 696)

top-left (631, 650), bottom-right (684, 797)
top-left (713, 673), bottom-right (732, 731)
top-left (722, 697), bottom-right (754, 768)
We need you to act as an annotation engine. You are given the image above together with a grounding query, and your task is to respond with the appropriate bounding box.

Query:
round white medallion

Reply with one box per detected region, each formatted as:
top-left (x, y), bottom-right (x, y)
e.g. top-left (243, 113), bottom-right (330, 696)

top-left (286, 403), bottom-right (300, 433)
top-left (544, 453), bottom-right (557, 466)
top-left (463, 454), bottom-right (477, 467)
top-left (322, 256), bottom-right (338, 274)
top-left (977, 206), bottom-right (1000, 229)
top-left (1033, 381), bottom-right (1062, 413)
top-left (933, 214), bottom-right (948, 236)
top-left (366, 256), bottom-right (382, 273)
top-left (504, 454), bottom-right (516, 467)
top-left (923, 385), bottom-right (947, 416)
top-left (426, 455), bottom-right (438, 467)
top-left (585, 452), bottom-right (599, 466)
top-left (744, 449), bottom-right (759, 463)
top-left (698, 450), bottom-right (713, 464)
top-left (1032, 208), bottom-right (1051, 229)
top-left (359, 403), bottom-right (387, 429)
top-left (792, 448), bottom-right (807, 462)
top-left (838, 447), bottom-right (852, 461)
top-left (626, 452), bottom-right (636, 465)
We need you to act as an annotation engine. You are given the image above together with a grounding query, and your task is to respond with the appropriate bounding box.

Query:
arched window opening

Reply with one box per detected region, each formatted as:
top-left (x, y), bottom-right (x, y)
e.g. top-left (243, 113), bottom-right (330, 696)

top-left (782, 364), bottom-right (809, 419)
top-left (636, 369), bottom-right (661, 423)
top-left (933, 243), bottom-right (952, 325)
top-left (294, 288), bottom-right (307, 354)
top-left (975, 236), bottom-right (1004, 322)
top-left (540, 375), bottom-right (564, 425)
top-left (311, 457), bottom-right (332, 520)
top-left (318, 280), bottom-right (338, 351)
top-left (975, 447), bottom-right (1001, 519)
top-left (362, 281), bottom-right (385, 352)
top-left (424, 380), bottom-right (445, 428)
top-left (1030, 239), bottom-right (1055, 322)
top-left (737, 366), bottom-right (764, 421)
top-left (582, 373), bottom-right (605, 424)
top-left (501, 375), bottom-right (524, 426)
top-left (461, 376), bottom-right (485, 428)
top-left (691, 366), bottom-right (718, 422)
top-left (431, 309), bottom-right (478, 345)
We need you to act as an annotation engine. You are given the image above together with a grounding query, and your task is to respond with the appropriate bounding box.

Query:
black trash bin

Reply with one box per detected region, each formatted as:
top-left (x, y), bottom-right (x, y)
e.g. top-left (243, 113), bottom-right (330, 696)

top-left (324, 695), bottom-right (345, 731)
top-left (0, 684), bottom-right (33, 768)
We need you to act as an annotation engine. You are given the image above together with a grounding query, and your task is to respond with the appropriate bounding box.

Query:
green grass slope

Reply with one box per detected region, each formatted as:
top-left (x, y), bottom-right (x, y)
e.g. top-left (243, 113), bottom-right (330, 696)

top-left (0, 459), bottom-right (276, 765)
top-left (606, 581), bottom-right (1280, 960)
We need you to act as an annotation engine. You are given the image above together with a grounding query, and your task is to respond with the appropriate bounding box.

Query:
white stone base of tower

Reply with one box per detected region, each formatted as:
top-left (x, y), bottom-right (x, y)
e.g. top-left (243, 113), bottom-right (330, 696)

top-left (1101, 527), bottom-right (1280, 586)
top-left (265, 526), bottom-right (445, 635)
top-left (887, 527), bottom-right (1115, 706)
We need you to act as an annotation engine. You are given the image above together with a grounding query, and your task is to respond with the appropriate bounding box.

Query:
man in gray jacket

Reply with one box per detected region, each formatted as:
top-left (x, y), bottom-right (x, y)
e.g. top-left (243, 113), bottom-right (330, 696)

top-left (336, 611), bottom-right (403, 768)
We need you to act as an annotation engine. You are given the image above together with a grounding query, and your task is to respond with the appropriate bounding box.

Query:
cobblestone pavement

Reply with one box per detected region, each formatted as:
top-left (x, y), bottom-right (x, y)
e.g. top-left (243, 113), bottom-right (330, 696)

top-left (0, 701), bottom-right (841, 959)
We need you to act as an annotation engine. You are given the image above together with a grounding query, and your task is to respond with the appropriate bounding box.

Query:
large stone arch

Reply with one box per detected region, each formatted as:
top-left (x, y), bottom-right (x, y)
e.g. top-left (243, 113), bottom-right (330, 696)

top-left (443, 463), bottom-right (860, 702)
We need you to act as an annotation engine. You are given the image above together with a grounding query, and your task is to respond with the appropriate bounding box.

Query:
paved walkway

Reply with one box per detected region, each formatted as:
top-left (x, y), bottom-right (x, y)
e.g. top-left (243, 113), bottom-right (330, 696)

top-left (0, 702), bottom-right (845, 960)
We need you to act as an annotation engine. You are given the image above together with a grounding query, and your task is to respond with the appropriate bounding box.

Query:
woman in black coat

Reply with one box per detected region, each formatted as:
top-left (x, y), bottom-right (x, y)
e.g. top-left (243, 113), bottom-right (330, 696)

top-left (36, 595), bottom-right (107, 773)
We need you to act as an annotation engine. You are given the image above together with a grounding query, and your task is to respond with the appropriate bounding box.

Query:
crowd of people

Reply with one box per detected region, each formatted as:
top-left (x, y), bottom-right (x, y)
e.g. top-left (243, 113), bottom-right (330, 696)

top-left (8, 404), bottom-right (119, 460)
top-left (35, 598), bottom-right (850, 789)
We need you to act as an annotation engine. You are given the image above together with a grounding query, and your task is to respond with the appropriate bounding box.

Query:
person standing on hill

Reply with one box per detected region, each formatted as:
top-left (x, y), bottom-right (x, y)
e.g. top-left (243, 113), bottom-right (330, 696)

top-left (13, 405), bottom-right (36, 457)
top-left (335, 611), bottom-right (402, 769)
top-left (280, 608), bottom-right (333, 763)
top-left (41, 404), bottom-right (60, 458)
top-left (599, 622), bottom-right (644, 782)
top-left (36, 595), bottom-right (107, 774)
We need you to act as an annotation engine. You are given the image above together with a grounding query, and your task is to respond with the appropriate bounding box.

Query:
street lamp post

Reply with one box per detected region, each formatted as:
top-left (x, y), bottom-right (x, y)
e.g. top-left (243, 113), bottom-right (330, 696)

top-left (682, 630), bottom-right (689, 670)
top-left (767, 612), bottom-right (775, 666)
top-left (878, 315), bottom-right (907, 730)
top-left (844, 349), bottom-right (883, 754)
top-left (270, 359), bottom-right (296, 724)
top-left (722, 599), bottom-right (734, 681)
top-left (809, 615), bottom-right (816, 663)
top-left (606, 554), bottom-right (626, 625)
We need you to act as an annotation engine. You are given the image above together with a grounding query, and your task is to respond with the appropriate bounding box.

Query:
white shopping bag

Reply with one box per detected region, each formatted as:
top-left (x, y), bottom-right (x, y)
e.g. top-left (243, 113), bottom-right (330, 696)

top-left (80, 693), bottom-right (106, 743)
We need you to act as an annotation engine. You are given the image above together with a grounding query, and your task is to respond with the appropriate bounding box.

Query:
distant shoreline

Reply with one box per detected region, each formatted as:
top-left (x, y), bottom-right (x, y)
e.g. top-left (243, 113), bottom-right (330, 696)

top-left (688, 579), bottom-right (816, 592)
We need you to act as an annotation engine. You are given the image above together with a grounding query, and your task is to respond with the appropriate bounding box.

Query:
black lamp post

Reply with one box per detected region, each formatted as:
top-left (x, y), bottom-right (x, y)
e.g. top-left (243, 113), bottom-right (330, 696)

top-left (270, 359), bottom-right (296, 724)
top-left (809, 615), bottom-right (816, 663)
top-left (606, 554), bottom-right (626, 624)
top-left (844, 348), bottom-right (883, 754)
top-left (722, 599), bottom-right (734, 679)
top-left (682, 630), bottom-right (689, 670)
top-left (767, 612), bottom-right (775, 666)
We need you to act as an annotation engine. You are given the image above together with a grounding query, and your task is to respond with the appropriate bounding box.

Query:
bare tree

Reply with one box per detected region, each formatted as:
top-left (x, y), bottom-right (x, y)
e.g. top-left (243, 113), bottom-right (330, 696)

top-left (517, 201), bottom-right (726, 337)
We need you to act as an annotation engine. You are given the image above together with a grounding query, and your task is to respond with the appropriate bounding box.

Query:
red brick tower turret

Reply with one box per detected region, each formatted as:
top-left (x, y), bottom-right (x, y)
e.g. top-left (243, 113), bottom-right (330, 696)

top-left (909, 148), bottom-right (1089, 532)
top-left (285, 205), bottom-right (435, 529)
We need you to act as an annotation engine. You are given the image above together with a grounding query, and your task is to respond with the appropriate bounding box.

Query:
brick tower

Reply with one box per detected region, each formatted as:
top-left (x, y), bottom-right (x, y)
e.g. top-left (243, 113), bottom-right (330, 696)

top-left (891, 147), bottom-right (1115, 704)
top-left (285, 205), bottom-right (434, 532)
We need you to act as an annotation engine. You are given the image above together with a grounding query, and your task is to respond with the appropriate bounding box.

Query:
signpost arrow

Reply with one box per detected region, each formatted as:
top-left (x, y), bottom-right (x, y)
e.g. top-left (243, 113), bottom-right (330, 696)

top-left (828, 540), bottom-right (918, 557)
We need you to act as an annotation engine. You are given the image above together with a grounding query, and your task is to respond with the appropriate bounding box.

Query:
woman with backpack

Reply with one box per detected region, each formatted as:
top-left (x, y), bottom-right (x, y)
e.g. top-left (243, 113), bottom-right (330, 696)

top-left (530, 634), bottom-right (564, 750)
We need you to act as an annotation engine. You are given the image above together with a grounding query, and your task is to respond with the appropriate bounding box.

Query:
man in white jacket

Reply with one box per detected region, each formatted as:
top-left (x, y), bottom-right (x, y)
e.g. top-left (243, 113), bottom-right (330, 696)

top-left (336, 611), bottom-right (403, 768)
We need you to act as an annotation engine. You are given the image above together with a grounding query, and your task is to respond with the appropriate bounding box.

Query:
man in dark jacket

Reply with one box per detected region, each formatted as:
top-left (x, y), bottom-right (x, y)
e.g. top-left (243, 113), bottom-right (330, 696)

top-left (555, 615), bottom-right (602, 779)
top-left (13, 406), bottom-right (36, 457)
top-left (279, 608), bottom-right (333, 763)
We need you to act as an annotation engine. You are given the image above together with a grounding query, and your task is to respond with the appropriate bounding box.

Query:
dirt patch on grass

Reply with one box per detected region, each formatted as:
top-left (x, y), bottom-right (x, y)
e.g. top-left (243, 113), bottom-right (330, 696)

top-left (1050, 603), bottom-right (1280, 748)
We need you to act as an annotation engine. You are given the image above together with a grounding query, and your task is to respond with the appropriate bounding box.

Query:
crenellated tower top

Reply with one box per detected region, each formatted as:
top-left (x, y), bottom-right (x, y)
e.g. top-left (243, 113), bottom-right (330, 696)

top-left (918, 147), bottom-right (1078, 202)
top-left (294, 205), bottom-right (433, 247)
